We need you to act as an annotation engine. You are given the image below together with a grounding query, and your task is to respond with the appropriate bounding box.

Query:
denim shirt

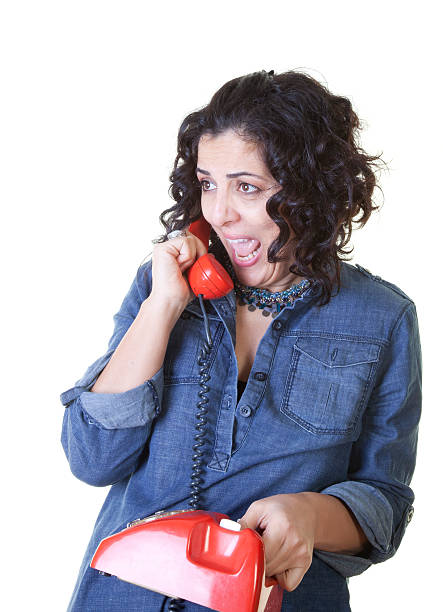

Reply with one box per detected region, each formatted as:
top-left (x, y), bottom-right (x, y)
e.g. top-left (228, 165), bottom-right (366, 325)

top-left (60, 243), bottom-right (422, 612)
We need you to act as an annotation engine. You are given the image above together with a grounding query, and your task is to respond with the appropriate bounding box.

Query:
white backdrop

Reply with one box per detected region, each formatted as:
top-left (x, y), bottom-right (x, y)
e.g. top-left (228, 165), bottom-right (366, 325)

top-left (1, 1), bottom-right (440, 610)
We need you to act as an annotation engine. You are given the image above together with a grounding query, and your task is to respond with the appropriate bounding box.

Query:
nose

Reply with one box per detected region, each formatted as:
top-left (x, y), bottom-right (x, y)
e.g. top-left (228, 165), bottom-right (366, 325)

top-left (207, 186), bottom-right (240, 228)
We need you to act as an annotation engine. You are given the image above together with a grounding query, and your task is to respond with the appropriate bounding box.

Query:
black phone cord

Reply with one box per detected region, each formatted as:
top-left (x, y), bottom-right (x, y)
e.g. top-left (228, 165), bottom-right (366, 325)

top-left (165, 293), bottom-right (213, 612)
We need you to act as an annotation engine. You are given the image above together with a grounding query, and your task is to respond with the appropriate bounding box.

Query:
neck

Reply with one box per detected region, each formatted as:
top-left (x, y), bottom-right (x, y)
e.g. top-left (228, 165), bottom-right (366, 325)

top-left (258, 274), bottom-right (306, 293)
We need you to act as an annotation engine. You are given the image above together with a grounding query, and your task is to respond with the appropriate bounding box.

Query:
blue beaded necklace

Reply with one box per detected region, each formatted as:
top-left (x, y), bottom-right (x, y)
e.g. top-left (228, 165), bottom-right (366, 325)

top-left (235, 277), bottom-right (312, 318)
top-left (218, 247), bottom-right (312, 318)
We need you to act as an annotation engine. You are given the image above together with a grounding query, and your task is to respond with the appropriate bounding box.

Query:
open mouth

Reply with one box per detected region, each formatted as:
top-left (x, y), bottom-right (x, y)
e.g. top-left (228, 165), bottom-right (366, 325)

top-left (235, 247), bottom-right (261, 262)
top-left (226, 238), bottom-right (262, 266)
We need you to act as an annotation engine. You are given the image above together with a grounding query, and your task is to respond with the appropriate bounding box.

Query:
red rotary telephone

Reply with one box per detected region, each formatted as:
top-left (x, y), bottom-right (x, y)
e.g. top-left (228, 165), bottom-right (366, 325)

top-left (90, 510), bottom-right (283, 612)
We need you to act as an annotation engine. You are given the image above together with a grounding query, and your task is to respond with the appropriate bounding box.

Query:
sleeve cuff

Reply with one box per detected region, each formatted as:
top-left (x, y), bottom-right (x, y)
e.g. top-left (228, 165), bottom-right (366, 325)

top-left (60, 347), bottom-right (164, 429)
top-left (79, 366), bottom-right (164, 429)
top-left (314, 549), bottom-right (372, 577)
top-left (315, 481), bottom-right (395, 577)
top-left (59, 348), bottom-right (116, 406)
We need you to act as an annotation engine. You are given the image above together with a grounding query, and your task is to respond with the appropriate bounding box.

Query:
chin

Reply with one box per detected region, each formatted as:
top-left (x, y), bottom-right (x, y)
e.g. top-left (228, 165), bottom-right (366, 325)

top-left (235, 268), bottom-right (265, 288)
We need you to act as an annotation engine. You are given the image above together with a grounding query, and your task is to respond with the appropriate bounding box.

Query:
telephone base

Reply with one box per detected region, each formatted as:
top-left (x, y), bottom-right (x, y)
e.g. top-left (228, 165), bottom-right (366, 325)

top-left (90, 509), bottom-right (283, 612)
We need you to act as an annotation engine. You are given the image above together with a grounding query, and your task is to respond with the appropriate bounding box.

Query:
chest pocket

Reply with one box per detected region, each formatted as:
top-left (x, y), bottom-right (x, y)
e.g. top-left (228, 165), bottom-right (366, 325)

top-left (280, 335), bottom-right (381, 437)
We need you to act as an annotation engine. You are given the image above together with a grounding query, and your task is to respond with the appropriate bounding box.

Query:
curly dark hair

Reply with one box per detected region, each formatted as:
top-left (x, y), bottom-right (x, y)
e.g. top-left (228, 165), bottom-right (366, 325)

top-left (154, 69), bottom-right (384, 306)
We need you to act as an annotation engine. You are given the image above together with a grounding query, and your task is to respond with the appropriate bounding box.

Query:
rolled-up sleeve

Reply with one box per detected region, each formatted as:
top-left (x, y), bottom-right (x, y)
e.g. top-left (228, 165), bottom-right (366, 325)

top-left (315, 302), bottom-right (422, 577)
top-left (59, 260), bottom-right (165, 487)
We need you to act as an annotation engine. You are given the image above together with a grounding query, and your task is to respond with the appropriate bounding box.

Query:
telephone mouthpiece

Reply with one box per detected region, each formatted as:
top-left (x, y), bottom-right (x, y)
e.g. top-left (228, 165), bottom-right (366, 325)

top-left (188, 254), bottom-right (234, 300)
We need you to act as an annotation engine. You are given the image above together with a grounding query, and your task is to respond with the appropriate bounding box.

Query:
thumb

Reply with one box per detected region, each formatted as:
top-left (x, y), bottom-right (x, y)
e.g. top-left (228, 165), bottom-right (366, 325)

top-left (236, 517), bottom-right (247, 529)
top-left (237, 502), bottom-right (265, 533)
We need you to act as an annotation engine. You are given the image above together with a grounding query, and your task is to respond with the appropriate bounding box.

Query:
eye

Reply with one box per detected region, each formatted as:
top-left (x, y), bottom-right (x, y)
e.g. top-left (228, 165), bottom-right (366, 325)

top-left (239, 182), bottom-right (260, 194)
top-left (199, 179), bottom-right (216, 191)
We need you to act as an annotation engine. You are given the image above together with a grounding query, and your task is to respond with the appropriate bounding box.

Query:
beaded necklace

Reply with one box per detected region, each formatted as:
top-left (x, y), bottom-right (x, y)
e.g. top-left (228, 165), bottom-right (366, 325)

top-left (218, 246), bottom-right (312, 318)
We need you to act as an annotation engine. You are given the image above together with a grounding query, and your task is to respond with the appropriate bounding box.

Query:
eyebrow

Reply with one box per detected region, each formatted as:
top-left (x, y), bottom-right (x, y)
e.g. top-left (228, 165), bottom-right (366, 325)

top-left (196, 167), bottom-right (266, 180)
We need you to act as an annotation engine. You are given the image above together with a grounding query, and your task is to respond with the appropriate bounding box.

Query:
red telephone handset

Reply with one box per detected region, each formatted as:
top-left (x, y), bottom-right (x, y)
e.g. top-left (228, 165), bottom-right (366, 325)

top-left (187, 218), bottom-right (233, 299)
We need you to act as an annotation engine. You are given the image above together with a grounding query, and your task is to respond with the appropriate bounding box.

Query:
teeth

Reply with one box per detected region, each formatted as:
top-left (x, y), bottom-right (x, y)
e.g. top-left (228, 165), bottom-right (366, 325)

top-left (236, 248), bottom-right (260, 261)
top-left (227, 238), bottom-right (250, 244)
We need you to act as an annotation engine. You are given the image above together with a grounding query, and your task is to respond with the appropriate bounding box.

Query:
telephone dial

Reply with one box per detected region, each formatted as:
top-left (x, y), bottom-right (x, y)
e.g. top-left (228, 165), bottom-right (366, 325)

top-left (90, 218), bottom-right (283, 611)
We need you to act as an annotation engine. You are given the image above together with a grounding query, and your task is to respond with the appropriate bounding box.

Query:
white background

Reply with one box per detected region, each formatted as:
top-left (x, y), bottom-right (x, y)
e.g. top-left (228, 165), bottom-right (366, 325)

top-left (1, 1), bottom-right (440, 610)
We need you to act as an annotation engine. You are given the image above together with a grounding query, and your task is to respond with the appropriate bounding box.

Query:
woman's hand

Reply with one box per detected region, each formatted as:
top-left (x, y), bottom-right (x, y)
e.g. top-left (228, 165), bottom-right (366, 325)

top-left (237, 493), bottom-right (317, 592)
top-left (150, 230), bottom-right (208, 310)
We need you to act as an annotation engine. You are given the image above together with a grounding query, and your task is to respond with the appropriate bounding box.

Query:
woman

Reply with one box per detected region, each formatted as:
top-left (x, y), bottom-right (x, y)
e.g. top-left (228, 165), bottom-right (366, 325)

top-left (60, 70), bottom-right (422, 611)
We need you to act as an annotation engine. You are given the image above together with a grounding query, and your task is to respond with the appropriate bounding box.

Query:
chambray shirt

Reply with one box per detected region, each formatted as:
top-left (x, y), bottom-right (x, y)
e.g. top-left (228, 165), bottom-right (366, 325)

top-left (60, 241), bottom-right (422, 612)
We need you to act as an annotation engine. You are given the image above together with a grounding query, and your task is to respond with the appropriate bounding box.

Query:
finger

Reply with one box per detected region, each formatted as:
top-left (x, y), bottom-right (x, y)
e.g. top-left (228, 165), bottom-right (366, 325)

top-left (239, 505), bottom-right (287, 569)
top-left (169, 233), bottom-right (207, 269)
top-left (267, 539), bottom-right (312, 578)
top-left (263, 530), bottom-right (289, 574)
top-left (275, 566), bottom-right (306, 592)
top-left (265, 539), bottom-right (294, 577)
top-left (237, 501), bottom-right (266, 532)
top-left (169, 237), bottom-right (197, 268)
top-left (190, 234), bottom-right (209, 259)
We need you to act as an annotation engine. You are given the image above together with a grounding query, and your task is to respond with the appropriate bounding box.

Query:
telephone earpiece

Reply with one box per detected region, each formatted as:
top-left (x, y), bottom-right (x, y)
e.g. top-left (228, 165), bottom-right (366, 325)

top-left (187, 218), bottom-right (233, 299)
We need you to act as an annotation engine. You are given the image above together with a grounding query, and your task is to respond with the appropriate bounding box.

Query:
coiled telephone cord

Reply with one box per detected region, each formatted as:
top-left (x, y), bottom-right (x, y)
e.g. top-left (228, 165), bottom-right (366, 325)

top-left (165, 294), bottom-right (213, 612)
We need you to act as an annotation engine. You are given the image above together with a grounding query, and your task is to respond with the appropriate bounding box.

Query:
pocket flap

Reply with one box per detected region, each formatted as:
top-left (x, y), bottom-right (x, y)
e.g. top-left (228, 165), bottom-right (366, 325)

top-left (293, 336), bottom-right (380, 368)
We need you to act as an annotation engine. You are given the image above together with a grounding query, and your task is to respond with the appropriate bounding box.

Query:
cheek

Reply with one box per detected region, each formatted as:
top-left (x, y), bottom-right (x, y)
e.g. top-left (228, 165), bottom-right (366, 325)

top-left (261, 219), bottom-right (280, 244)
top-left (200, 201), bottom-right (211, 222)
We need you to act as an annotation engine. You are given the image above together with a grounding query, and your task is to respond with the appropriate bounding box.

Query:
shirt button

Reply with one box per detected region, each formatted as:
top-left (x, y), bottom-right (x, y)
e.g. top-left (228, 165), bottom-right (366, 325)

top-left (272, 321), bottom-right (283, 331)
top-left (254, 372), bottom-right (267, 381)
top-left (223, 396), bottom-right (232, 409)
top-left (239, 405), bottom-right (252, 417)
top-left (407, 506), bottom-right (414, 524)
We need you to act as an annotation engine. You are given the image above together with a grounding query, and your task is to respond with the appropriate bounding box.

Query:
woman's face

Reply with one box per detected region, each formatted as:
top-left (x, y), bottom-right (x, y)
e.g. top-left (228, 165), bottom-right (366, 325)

top-left (196, 129), bottom-right (300, 292)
